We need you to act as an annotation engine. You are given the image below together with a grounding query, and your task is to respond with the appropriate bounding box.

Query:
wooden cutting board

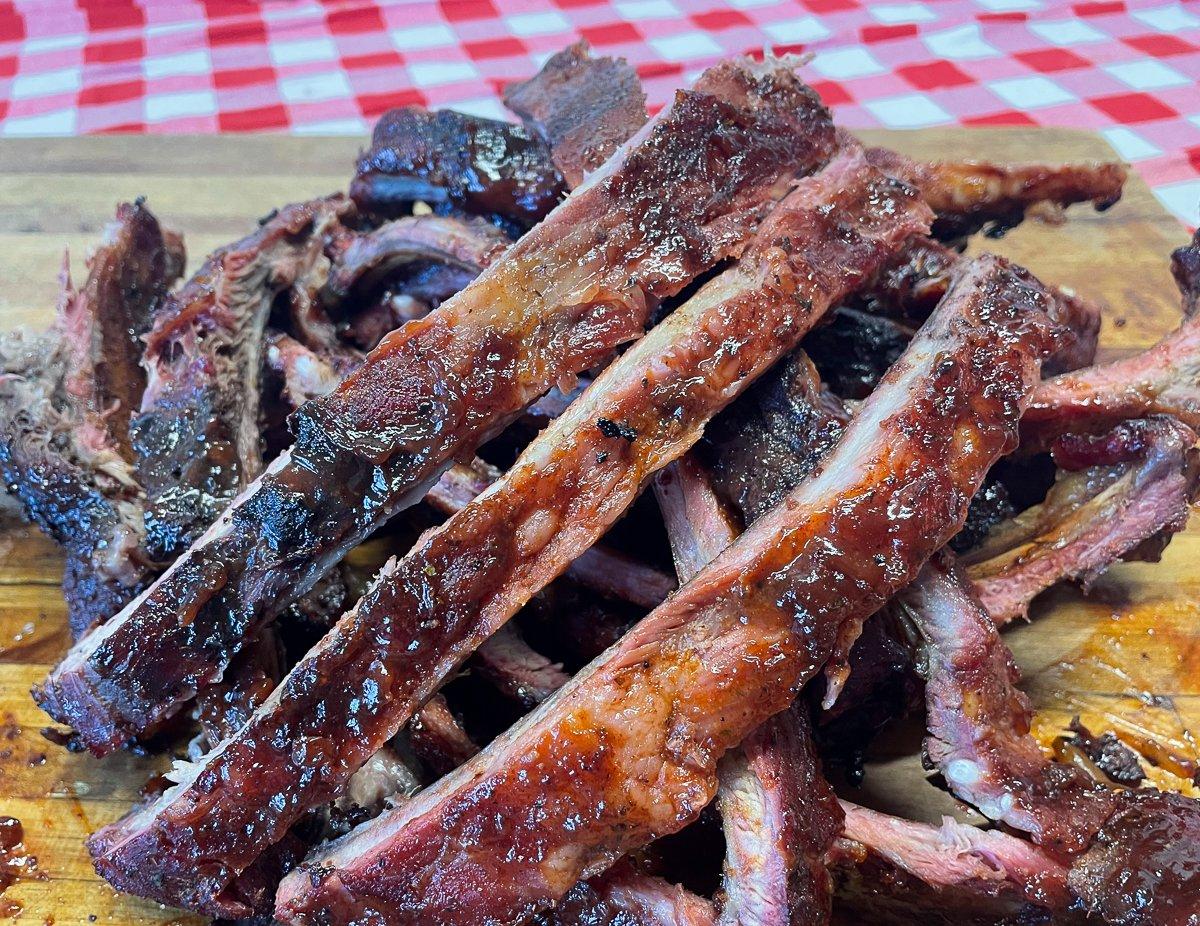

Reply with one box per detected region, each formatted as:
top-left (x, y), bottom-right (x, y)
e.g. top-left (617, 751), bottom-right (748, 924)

top-left (0, 128), bottom-right (1195, 925)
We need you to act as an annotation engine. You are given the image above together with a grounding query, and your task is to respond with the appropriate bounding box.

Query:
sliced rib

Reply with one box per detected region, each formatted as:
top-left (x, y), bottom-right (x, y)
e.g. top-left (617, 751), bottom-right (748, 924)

top-left (40, 56), bottom-right (837, 756)
top-left (273, 254), bottom-right (1060, 926)
top-left (472, 623), bottom-right (571, 708)
top-left (831, 801), bottom-right (1073, 924)
top-left (716, 708), bottom-right (842, 926)
top-left (851, 235), bottom-right (1100, 375)
top-left (88, 139), bottom-right (916, 918)
top-left (131, 196), bottom-right (351, 561)
top-left (864, 147), bottom-right (1126, 241)
top-left (407, 693), bottom-right (479, 777)
top-left (898, 551), bottom-right (1116, 855)
top-left (503, 41), bottom-right (648, 188)
top-left (964, 417), bottom-right (1200, 623)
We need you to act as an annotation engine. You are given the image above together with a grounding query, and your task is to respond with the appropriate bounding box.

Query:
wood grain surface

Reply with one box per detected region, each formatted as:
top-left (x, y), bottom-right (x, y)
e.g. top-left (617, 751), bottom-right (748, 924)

top-left (0, 128), bottom-right (1195, 924)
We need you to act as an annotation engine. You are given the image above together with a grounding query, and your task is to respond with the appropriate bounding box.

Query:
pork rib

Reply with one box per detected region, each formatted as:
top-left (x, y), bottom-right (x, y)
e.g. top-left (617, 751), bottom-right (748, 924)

top-left (850, 235), bottom-right (1100, 375)
top-left (273, 254), bottom-right (1060, 926)
top-left (655, 456), bottom-right (842, 925)
top-left (131, 196), bottom-right (351, 561)
top-left (1024, 229), bottom-right (1200, 441)
top-left (503, 41), bottom-right (648, 188)
top-left (831, 801), bottom-right (1074, 924)
top-left (267, 330), bottom-right (675, 612)
top-left (547, 862), bottom-right (716, 926)
top-left (89, 139), bottom-right (919, 918)
top-left (898, 552), bottom-right (1116, 855)
top-left (864, 147), bottom-right (1126, 241)
top-left (322, 214), bottom-right (509, 304)
top-left (40, 56), bottom-right (837, 756)
top-left (1068, 789), bottom-right (1200, 925)
top-left (965, 417), bottom-right (1200, 623)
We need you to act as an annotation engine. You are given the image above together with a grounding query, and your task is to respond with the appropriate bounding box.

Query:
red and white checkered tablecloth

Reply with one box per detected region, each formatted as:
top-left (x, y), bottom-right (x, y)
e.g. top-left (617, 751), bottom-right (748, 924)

top-left (1, 1), bottom-right (1198, 225)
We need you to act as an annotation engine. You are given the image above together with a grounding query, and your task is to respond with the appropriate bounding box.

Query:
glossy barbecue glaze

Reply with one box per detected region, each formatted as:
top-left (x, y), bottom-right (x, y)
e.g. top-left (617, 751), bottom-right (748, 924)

top-left (88, 141), bottom-right (917, 918)
top-left (1067, 790), bottom-right (1200, 925)
top-left (274, 255), bottom-right (1060, 926)
top-left (350, 106), bottom-right (567, 230)
top-left (39, 56), bottom-right (836, 758)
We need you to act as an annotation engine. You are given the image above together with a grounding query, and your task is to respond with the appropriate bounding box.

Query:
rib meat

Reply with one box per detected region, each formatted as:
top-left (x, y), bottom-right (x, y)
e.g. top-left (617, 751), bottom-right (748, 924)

top-left (472, 624), bottom-right (571, 708)
top-left (131, 196), bottom-right (351, 561)
top-left (698, 351), bottom-right (847, 522)
top-left (273, 254), bottom-right (1060, 926)
top-left (40, 56), bottom-right (838, 757)
top-left (852, 235), bottom-right (1100, 375)
top-left (266, 334), bottom-right (674, 613)
top-left (864, 147), bottom-right (1126, 241)
top-left (964, 417), bottom-right (1200, 623)
top-left (1024, 229), bottom-right (1200, 440)
top-left (1067, 789), bottom-right (1200, 925)
top-left (655, 456), bottom-right (843, 925)
top-left (716, 709), bottom-right (843, 926)
top-left (831, 801), bottom-right (1075, 924)
top-left (1, 266), bottom-right (154, 636)
top-left (547, 862), bottom-right (716, 926)
top-left (503, 41), bottom-right (648, 188)
top-left (898, 551), bottom-right (1116, 855)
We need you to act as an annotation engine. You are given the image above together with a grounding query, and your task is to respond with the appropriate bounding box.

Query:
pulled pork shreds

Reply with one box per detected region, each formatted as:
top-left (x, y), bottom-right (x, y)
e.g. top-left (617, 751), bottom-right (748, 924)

top-left (0, 199), bottom-right (181, 637)
top-left (41, 55), bottom-right (839, 759)
top-left (273, 255), bottom-right (1060, 926)
top-left (88, 138), bottom-right (924, 918)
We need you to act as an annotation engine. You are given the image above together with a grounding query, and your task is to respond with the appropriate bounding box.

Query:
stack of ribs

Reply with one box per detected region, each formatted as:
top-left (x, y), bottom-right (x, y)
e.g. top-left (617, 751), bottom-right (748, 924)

top-left (3, 42), bottom-right (1199, 926)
